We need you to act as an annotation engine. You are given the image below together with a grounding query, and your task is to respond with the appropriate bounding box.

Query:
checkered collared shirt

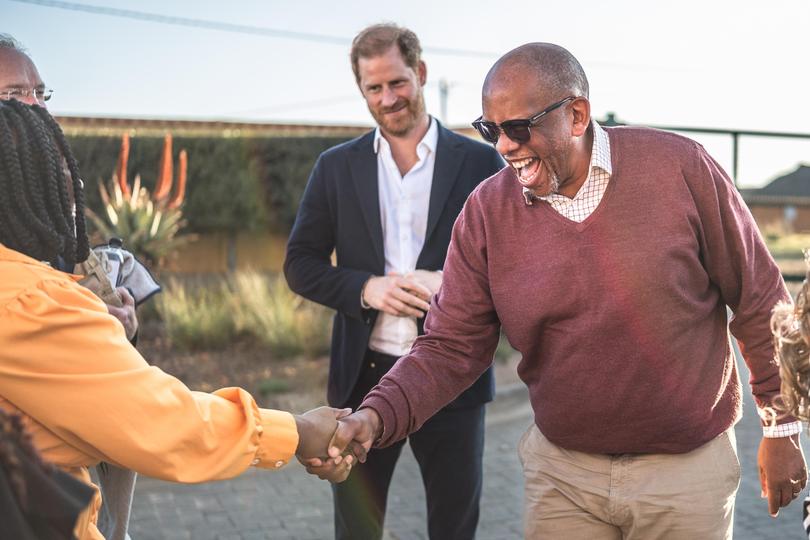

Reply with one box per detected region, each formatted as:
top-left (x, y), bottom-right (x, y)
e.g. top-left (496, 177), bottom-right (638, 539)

top-left (522, 120), bottom-right (611, 223)
top-left (521, 120), bottom-right (803, 438)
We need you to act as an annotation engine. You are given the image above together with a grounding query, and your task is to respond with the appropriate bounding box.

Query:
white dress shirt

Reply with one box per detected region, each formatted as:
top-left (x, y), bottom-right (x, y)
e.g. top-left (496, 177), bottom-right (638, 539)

top-left (368, 117), bottom-right (439, 356)
top-left (522, 120), bottom-right (611, 222)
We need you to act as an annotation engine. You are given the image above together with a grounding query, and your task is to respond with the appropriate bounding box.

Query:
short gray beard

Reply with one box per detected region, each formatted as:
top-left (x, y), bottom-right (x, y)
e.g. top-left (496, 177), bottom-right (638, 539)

top-left (533, 162), bottom-right (560, 197)
top-left (547, 171), bottom-right (561, 195)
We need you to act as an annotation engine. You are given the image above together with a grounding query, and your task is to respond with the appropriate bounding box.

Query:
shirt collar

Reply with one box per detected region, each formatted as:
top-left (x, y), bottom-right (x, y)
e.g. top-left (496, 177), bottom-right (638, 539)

top-left (590, 120), bottom-right (612, 175)
top-left (522, 120), bottom-right (612, 205)
top-left (373, 115), bottom-right (438, 156)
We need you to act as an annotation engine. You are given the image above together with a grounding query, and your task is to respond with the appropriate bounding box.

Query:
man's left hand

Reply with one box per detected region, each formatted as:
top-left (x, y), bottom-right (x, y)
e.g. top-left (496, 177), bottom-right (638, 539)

top-left (405, 270), bottom-right (443, 297)
top-left (107, 287), bottom-right (138, 341)
top-left (298, 454), bottom-right (354, 483)
top-left (758, 434), bottom-right (808, 517)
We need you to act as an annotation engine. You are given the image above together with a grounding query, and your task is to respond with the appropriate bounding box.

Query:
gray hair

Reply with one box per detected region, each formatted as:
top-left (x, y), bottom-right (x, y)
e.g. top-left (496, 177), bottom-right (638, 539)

top-left (0, 34), bottom-right (27, 53)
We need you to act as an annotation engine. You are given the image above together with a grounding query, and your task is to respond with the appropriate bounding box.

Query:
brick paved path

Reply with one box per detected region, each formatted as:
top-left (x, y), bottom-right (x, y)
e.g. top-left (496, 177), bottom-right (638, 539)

top-left (129, 348), bottom-right (810, 540)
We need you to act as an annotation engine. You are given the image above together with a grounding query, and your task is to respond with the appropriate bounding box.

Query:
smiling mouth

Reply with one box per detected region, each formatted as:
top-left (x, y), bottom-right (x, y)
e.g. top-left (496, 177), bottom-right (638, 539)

top-left (510, 157), bottom-right (541, 185)
top-left (384, 102), bottom-right (408, 115)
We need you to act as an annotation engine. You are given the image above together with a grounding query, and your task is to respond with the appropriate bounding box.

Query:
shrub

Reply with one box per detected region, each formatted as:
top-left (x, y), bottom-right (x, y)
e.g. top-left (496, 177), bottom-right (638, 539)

top-left (86, 134), bottom-right (191, 268)
top-left (765, 232), bottom-right (810, 259)
top-left (156, 271), bottom-right (332, 357)
top-left (229, 271), bottom-right (331, 358)
top-left (257, 378), bottom-right (292, 397)
top-left (156, 278), bottom-right (234, 351)
top-left (68, 134), bottom-right (351, 235)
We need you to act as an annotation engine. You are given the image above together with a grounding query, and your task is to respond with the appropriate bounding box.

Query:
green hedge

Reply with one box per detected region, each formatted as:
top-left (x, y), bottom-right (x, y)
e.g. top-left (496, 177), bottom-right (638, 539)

top-left (66, 134), bottom-right (353, 234)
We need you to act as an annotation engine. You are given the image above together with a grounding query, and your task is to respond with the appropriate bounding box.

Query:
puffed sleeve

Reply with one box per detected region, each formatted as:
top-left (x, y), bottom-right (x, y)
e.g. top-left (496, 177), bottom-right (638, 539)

top-left (0, 277), bottom-right (298, 482)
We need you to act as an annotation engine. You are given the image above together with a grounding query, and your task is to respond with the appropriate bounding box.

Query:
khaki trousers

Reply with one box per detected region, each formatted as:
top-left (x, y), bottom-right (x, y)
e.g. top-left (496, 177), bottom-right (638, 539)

top-left (518, 424), bottom-right (740, 540)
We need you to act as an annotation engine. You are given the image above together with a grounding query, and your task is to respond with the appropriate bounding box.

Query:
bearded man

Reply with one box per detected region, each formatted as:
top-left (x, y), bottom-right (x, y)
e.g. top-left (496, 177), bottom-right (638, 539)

top-left (284, 23), bottom-right (503, 540)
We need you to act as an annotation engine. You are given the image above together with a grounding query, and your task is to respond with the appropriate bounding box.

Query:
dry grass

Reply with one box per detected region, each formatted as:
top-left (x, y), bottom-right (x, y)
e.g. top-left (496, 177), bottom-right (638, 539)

top-left (156, 270), bottom-right (331, 358)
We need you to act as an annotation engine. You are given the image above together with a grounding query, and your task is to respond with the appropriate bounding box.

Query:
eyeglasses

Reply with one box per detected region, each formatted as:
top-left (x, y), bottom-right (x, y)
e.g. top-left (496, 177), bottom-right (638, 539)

top-left (472, 96), bottom-right (576, 144)
top-left (0, 88), bottom-right (54, 103)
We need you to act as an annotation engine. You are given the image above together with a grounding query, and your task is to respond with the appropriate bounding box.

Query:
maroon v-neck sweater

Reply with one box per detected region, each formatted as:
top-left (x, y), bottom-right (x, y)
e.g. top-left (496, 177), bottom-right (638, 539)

top-left (363, 126), bottom-right (790, 454)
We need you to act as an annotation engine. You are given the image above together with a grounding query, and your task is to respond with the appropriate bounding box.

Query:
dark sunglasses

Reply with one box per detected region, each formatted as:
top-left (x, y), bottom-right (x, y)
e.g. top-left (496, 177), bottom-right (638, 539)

top-left (472, 96), bottom-right (576, 144)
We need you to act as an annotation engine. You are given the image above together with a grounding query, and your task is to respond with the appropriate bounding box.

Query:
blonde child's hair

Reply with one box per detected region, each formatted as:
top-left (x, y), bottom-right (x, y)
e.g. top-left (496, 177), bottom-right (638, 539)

top-left (772, 251), bottom-right (810, 422)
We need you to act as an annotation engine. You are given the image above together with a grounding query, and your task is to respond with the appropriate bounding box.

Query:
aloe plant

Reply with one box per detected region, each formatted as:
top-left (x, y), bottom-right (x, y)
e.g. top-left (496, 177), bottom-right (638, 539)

top-left (86, 133), bottom-right (191, 268)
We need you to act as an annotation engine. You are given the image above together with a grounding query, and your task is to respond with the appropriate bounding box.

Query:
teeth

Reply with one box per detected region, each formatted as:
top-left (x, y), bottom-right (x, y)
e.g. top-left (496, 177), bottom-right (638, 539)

top-left (511, 157), bottom-right (534, 169)
top-left (520, 167), bottom-right (537, 180)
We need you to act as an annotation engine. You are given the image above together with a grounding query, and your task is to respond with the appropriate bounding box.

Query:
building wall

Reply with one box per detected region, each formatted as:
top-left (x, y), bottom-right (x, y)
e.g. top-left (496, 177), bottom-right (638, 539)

top-left (164, 232), bottom-right (289, 274)
top-left (748, 204), bottom-right (810, 234)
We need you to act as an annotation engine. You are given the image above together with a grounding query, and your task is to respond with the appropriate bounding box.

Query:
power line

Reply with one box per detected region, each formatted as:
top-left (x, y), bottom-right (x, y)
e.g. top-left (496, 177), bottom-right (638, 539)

top-left (10, 0), bottom-right (689, 71)
top-left (8, 0), bottom-right (501, 58)
top-left (224, 94), bottom-right (361, 116)
top-left (9, 0), bottom-right (696, 77)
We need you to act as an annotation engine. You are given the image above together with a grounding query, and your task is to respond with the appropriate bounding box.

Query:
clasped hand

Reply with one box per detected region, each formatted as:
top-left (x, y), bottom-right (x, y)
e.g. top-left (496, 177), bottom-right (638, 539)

top-left (362, 271), bottom-right (442, 318)
top-left (299, 408), bottom-right (383, 482)
top-left (294, 407), bottom-right (355, 483)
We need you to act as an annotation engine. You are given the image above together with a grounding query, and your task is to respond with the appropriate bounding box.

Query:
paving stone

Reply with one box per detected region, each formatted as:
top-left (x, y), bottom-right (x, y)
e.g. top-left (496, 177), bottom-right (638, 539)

top-left (214, 534), bottom-right (242, 540)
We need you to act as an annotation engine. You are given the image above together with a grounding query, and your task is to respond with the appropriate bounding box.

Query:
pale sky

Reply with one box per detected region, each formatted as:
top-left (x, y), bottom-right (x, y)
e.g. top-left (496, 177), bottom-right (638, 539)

top-left (4, 0), bottom-right (810, 187)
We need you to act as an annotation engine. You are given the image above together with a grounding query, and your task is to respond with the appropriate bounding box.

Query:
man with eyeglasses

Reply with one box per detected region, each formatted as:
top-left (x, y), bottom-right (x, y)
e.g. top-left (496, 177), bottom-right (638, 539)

top-left (285, 23), bottom-right (503, 540)
top-left (330, 42), bottom-right (807, 539)
top-left (0, 35), bottom-right (52, 106)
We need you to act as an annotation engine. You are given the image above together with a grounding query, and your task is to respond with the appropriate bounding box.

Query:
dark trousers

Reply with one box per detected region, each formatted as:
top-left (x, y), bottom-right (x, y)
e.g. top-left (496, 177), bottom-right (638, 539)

top-left (333, 349), bottom-right (485, 540)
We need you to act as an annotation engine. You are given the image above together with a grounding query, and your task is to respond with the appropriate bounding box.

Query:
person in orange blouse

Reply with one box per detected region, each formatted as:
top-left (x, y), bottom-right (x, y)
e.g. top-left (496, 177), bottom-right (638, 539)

top-left (0, 100), bottom-right (351, 540)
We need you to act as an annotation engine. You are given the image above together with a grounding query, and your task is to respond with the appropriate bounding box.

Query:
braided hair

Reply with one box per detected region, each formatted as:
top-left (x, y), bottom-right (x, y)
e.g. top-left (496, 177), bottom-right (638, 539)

top-left (0, 99), bottom-right (89, 268)
top-left (0, 408), bottom-right (55, 507)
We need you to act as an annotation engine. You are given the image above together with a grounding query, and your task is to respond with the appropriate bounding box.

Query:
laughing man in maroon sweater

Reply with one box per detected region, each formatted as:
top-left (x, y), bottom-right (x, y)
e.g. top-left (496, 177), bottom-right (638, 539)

top-left (327, 43), bottom-right (808, 538)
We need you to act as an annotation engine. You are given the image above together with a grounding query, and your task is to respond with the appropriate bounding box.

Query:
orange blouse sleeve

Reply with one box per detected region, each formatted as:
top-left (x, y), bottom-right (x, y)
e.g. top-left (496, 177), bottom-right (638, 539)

top-left (0, 277), bottom-right (298, 482)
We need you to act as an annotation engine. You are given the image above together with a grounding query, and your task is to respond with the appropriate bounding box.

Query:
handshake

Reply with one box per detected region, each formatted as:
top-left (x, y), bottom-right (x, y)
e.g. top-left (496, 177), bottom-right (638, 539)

top-left (293, 407), bottom-right (383, 483)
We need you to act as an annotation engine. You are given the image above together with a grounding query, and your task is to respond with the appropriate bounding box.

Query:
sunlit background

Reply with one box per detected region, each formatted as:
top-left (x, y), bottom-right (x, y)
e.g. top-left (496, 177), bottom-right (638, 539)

top-left (5, 0), bottom-right (810, 187)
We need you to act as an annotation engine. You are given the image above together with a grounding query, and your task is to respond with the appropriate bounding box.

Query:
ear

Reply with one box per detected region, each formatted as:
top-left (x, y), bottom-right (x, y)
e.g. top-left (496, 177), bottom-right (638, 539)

top-left (417, 60), bottom-right (427, 86)
top-left (570, 98), bottom-right (591, 137)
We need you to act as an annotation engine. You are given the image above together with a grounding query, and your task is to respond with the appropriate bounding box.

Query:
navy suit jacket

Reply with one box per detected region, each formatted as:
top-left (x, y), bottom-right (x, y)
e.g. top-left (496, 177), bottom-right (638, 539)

top-left (284, 121), bottom-right (504, 408)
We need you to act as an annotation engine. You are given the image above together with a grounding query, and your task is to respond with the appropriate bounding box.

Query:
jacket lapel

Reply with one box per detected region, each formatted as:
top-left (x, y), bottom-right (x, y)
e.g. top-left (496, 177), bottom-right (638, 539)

top-left (348, 133), bottom-right (385, 269)
top-left (424, 124), bottom-right (465, 243)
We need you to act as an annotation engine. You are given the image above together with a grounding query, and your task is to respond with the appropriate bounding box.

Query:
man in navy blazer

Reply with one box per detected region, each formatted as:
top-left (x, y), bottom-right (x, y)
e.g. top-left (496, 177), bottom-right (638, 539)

top-left (284, 23), bottom-right (503, 540)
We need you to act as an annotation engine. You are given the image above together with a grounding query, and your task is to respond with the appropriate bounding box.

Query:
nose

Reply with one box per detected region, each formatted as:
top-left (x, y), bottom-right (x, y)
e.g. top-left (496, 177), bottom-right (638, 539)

top-left (495, 130), bottom-right (520, 156)
top-left (8, 94), bottom-right (43, 107)
top-left (16, 91), bottom-right (40, 106)
top-left (381, 85), bottom-right (398, 107)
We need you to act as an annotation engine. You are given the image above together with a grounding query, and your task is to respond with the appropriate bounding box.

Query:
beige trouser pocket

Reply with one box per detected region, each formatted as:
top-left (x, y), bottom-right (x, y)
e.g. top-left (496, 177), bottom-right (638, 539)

top-left (518, 424), bottom-right (739, 540)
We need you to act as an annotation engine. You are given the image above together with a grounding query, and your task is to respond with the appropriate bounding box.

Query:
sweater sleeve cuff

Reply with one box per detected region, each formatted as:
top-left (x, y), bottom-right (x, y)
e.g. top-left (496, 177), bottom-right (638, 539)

top-left (360, 389), bottom-right (409, 448)
top-left (253, 409), bottom-right (299, 469)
